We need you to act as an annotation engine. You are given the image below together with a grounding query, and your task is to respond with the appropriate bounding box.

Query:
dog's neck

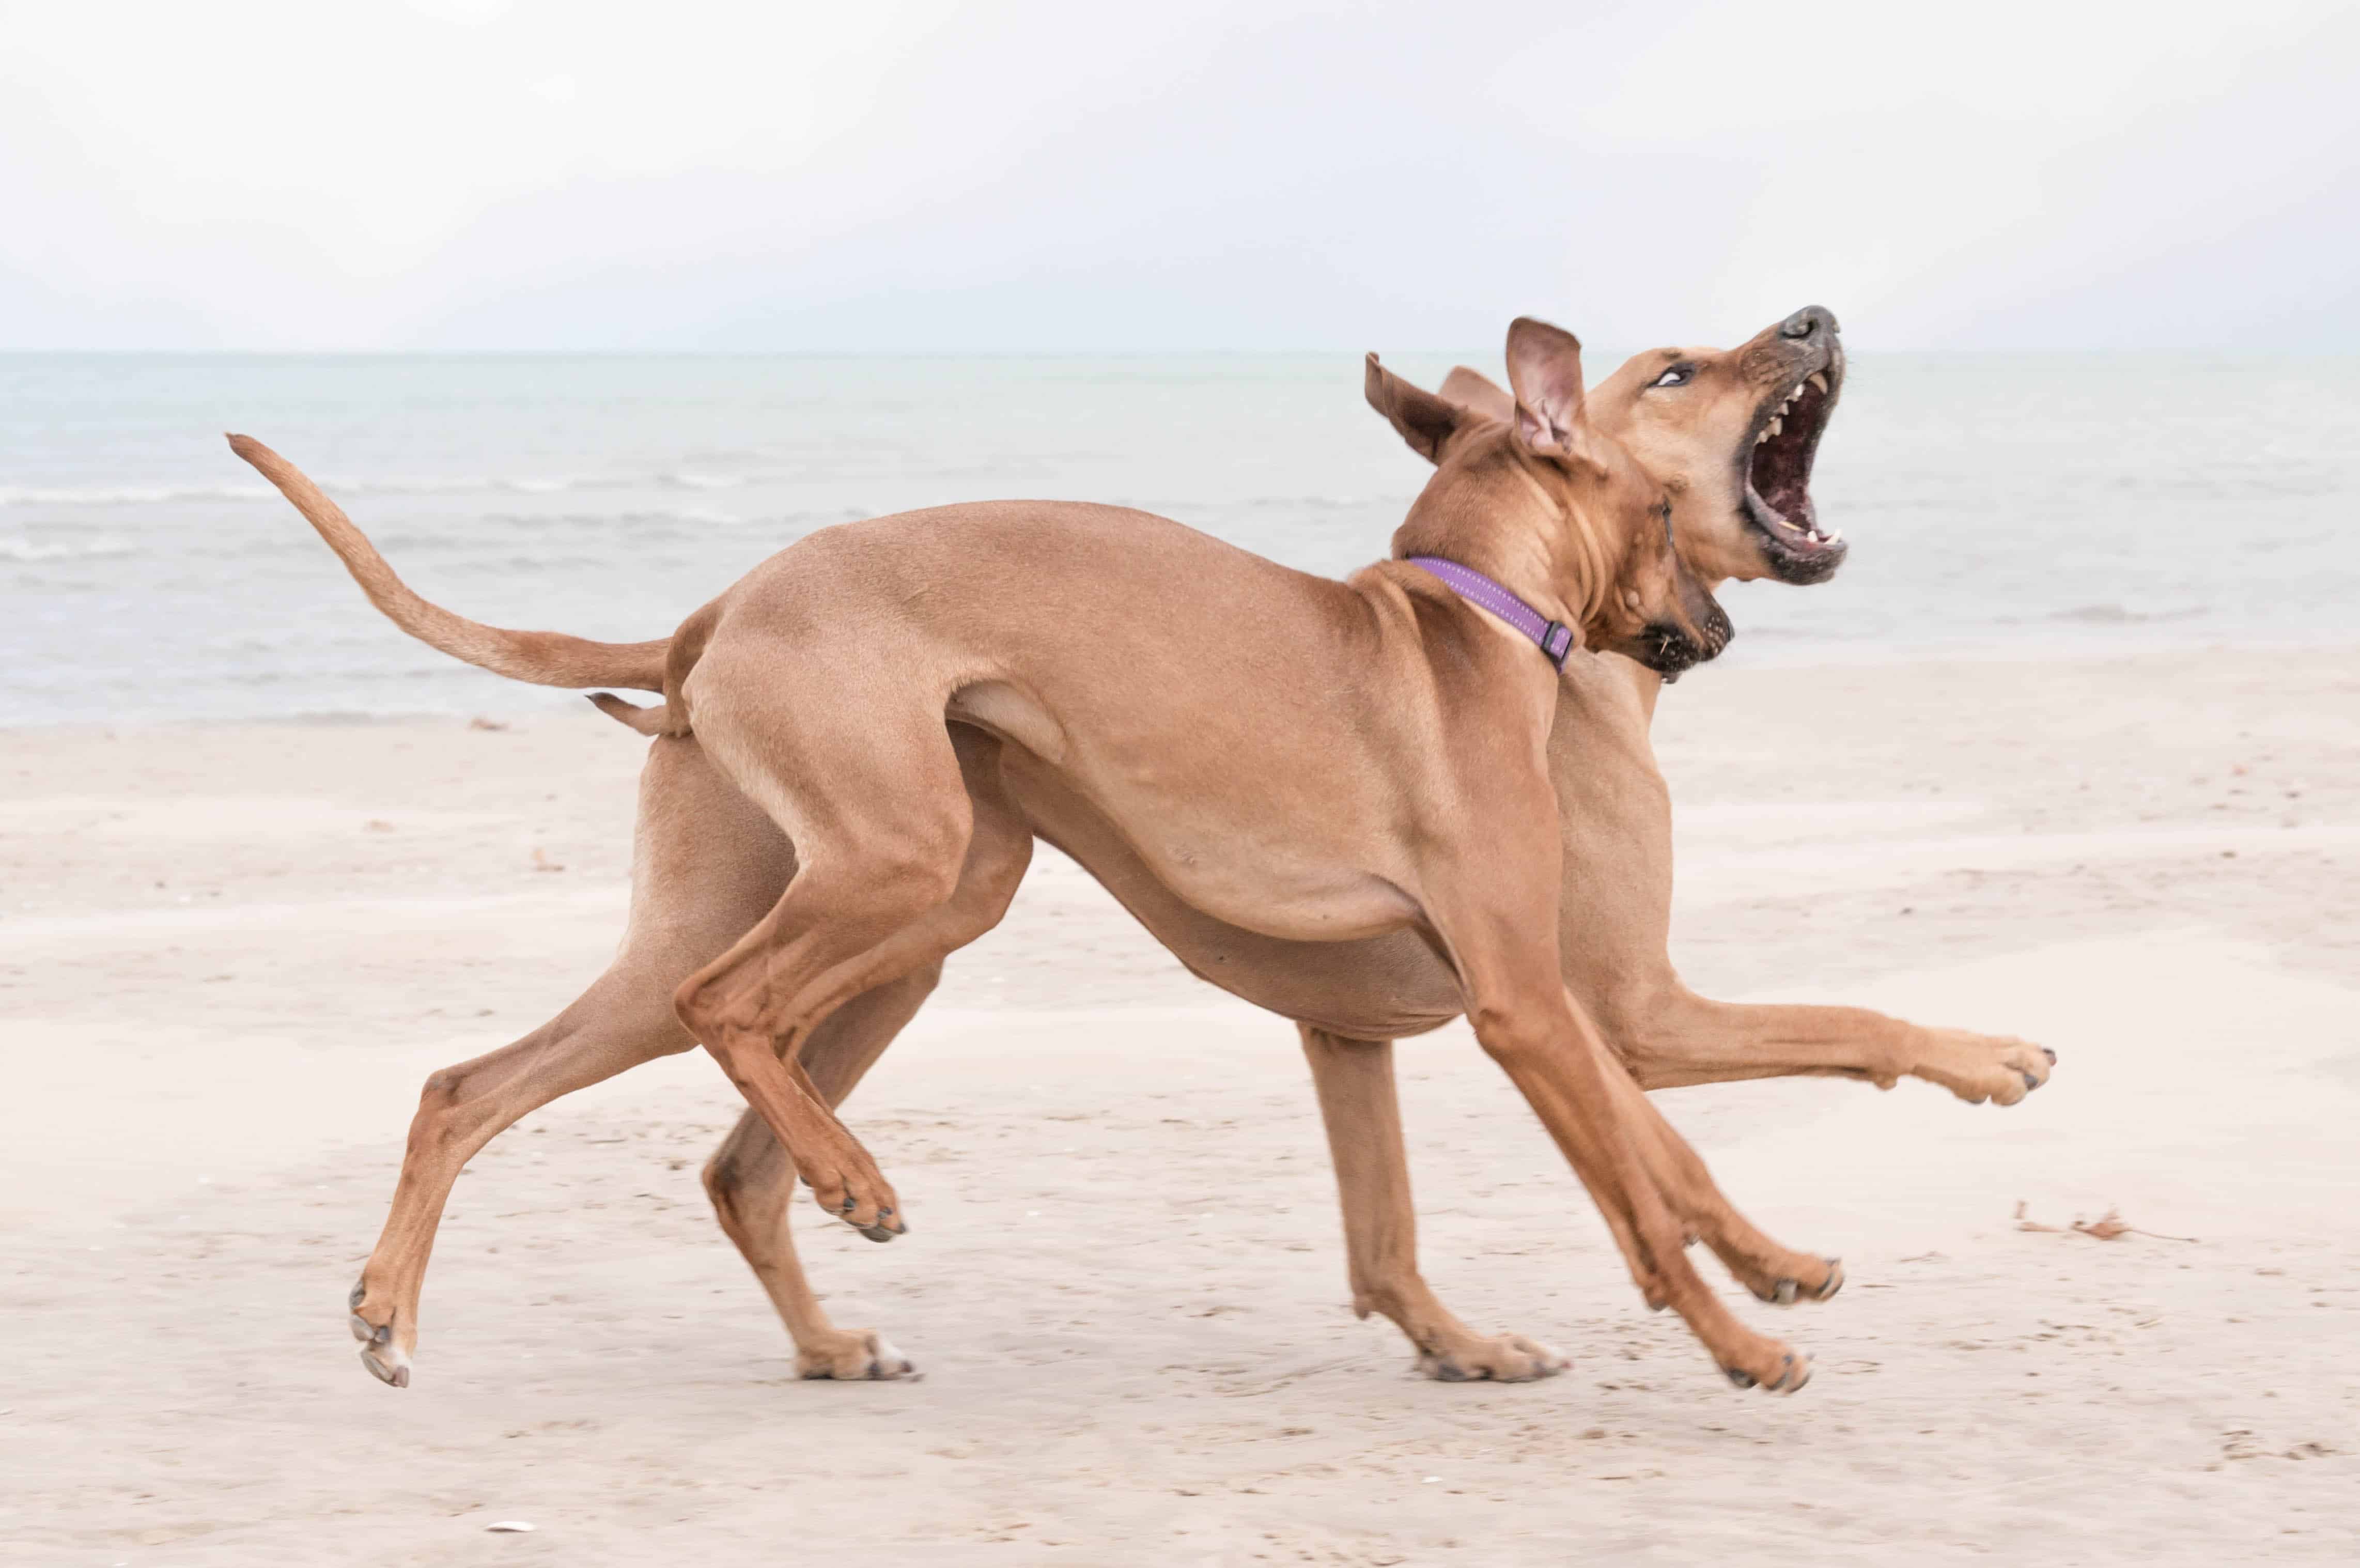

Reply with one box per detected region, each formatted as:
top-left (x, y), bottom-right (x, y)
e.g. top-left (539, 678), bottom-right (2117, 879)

top-left (1390, 433), bottom-right (1620, 645)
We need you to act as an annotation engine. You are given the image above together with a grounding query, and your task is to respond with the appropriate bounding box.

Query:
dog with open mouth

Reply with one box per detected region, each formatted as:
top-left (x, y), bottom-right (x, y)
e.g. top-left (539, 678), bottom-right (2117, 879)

top-left (237, 306), bottom-right (2048, 1394)
top-left (1467, 304), bottom-right (1847, 585)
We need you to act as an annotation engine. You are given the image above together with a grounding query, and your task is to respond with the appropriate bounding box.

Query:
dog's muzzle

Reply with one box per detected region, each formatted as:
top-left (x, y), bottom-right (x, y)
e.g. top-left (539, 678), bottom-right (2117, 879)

top-left (1639, 602), bottom-right (1734, 680)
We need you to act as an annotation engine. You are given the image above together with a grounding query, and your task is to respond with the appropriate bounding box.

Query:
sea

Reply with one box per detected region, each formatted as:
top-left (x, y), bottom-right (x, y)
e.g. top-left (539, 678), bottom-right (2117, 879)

top-left (3, 351), bottom-right (2354, 728)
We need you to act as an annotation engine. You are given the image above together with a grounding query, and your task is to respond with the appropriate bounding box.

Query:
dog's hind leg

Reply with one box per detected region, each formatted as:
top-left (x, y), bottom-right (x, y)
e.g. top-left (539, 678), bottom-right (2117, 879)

top-left (675, 665), bottom-right (1011, 1239)
top-left (348, 732), bottom-right (796, 1387)
top-left (349, 961), bottom-right (696, 1386)
top-left (703, 970), bottom-right (937, 1380)
top-left (703, 726), bottom-right (1034, 1377)
top-left (1301, 1027), bottom-right (1569, 1383)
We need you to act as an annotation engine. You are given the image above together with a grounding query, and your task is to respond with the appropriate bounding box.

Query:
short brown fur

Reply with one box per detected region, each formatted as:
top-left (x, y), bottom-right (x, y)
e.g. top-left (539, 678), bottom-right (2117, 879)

top-left (242, 309), bottom-right (2047, 1394)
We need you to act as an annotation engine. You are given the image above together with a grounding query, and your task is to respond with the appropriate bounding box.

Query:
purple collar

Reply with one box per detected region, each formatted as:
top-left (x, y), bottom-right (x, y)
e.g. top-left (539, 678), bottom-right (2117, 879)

top-left (1404, 556), bottom-right (1575, 671)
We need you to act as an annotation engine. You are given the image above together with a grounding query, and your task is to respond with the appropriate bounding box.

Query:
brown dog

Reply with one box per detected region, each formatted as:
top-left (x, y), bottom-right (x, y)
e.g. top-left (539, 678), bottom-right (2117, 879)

top-left (240, 309), bottom-right (2046, 1394)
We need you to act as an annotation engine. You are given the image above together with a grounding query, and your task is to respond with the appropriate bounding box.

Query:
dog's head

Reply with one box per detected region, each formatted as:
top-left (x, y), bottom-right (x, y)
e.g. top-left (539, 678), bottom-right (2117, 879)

top-left (1434, 306), bottom-right (1848, 588)
top-left (1369, 318), bottom-right (1731, 680)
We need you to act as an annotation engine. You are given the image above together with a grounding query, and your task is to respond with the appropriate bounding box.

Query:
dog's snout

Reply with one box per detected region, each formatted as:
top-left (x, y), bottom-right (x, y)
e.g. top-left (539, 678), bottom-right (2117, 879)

top-left (1701, 601), bottom-right (1734, 657)
top-left (1778, 305), bottom-right (1837, 341)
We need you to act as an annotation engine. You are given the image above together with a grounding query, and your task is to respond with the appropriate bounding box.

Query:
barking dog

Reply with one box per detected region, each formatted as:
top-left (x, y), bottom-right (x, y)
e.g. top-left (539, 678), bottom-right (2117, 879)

top-left (240, 309), bottom-right (2046, 1393)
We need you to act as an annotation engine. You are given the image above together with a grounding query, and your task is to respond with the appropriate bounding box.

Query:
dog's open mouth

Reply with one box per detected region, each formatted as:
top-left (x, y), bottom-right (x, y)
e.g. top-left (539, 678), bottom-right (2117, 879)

top-left (1740, 363), bottom-right (1845, 583)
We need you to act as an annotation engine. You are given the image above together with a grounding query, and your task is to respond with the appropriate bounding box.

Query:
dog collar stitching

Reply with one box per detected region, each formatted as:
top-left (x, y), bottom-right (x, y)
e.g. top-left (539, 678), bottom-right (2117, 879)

top-left (1404, 556), bottom-right (1574, 671)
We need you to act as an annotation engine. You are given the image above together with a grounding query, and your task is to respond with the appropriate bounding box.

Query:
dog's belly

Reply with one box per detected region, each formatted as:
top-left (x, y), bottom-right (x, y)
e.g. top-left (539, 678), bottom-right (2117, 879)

top-left (951, 678), bottom-right (1424, 943)
top-left (990, 738), bottom-right (1467, 1037)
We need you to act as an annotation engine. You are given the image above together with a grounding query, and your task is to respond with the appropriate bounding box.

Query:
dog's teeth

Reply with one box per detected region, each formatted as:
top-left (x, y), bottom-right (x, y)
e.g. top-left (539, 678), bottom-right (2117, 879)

top-left (1766, 416), bottom-right (1782, 436)
top-left (1823, 528), bottom-right (1843, 542)
top-left (1808, 371), bottom-right (1829, 394)
top-left (1756, 430), bottom-right (1769, 446)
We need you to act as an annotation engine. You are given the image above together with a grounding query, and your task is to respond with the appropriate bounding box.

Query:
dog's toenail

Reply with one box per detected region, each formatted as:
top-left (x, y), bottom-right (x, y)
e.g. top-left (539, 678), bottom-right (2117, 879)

top-left (1773, 1279), bottom-right (1799, 1305)
top-left (859, 1224), bottom-right (897, 1243)
top-left (349, 1281), bottom-right (366, 1310)
top-left (2042, 1047), bottom-right (2057, 1062)
top-left (1726, 1367), bottom-right (1755, 1389)
top-left (2022, 1071), bottom-right (2039, 1090)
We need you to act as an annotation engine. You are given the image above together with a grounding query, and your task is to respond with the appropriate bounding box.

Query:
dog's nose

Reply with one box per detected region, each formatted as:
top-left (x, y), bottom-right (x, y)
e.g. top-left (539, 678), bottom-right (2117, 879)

top-left (1779, 305), bottom-right (1838, 340)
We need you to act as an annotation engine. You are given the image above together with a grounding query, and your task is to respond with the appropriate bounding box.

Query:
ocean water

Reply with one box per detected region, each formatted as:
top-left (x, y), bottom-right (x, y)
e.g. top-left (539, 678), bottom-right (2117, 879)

top-left (3, 351), bottom-right (2355, 728)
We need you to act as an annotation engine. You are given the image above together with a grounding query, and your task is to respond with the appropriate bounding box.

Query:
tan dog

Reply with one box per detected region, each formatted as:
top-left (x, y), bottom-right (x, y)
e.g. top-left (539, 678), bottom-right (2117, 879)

top-left (241, 308), bottom-right (2047, 1394)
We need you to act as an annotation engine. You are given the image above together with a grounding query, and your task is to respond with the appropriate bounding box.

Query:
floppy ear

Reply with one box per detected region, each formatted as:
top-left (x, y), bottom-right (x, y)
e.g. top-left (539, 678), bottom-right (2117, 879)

top-left (1504, 317), bottom-right (1607, 470)
top-left (1364, 353), bottom-right (1463, 463)
top-left (1436, 366), bottom-right (1515, 424)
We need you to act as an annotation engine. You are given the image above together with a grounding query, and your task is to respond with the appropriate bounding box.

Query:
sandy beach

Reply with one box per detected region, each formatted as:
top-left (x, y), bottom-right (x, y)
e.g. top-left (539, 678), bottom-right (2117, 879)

top-left (5, 644), bottom-right (2358, 1564)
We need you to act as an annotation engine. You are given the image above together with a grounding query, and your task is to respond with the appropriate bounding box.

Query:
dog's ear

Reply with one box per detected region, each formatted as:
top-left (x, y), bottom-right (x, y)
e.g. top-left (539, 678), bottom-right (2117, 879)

top-left (1364, 353), bottom-right (1463, 464)
top-left (1436, 366), bottom-right (1514, 424)
top-left (1504, 317), bottom-right (1607, 471)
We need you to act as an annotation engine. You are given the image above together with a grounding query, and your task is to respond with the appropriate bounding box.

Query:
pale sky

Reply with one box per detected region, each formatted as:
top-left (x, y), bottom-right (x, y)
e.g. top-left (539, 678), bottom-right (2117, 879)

top-left (3, 0), bottom-right (2355, 352)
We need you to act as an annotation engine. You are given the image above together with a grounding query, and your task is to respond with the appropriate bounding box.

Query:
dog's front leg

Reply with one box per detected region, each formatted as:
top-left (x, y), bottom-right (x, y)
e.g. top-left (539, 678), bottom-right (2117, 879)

top-left (1608, 989), bottom-right (2054, 1105)
top-left (1604, 1065), bottom-right (1845, 1308)
top-left (1299, 1026), bottom-right (1568, 1382)
top-left (1433, 863), bottom-right (1811, 1392)
top-left (1473, 993), bottom-right (1810, 1392)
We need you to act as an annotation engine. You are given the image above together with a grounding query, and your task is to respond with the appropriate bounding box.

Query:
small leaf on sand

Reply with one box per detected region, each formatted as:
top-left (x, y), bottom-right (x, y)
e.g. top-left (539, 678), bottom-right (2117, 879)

top-left (2073, 1209), bottom-right (2133, 1240)
top-left (2015, 1201), bottom-right (2196, 1243)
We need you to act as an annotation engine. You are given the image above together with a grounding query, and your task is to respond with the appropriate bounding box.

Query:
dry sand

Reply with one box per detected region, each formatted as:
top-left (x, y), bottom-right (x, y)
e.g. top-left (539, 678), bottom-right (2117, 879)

top-left (4, 646), bottom-right (2358, 1564)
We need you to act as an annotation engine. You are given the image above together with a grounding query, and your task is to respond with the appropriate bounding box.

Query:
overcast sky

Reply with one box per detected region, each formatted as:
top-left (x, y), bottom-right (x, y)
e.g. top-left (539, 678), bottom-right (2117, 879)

top-left (3, 0), bottom-right (2355, 352)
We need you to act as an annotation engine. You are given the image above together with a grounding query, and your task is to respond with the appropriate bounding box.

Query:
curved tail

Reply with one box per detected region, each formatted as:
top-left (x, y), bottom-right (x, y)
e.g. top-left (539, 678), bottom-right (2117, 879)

top-left (228, 433), bottom-right (670, 693)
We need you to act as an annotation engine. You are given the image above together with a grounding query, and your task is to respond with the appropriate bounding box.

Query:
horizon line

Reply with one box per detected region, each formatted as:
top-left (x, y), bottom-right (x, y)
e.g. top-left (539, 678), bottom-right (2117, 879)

top-left (2, 345), bottom-right (2349, 360)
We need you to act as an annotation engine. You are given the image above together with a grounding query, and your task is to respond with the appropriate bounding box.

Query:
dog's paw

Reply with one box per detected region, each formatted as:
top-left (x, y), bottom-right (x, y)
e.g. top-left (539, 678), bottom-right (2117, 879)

top-left (347, 1277), bottom-right (413, 1388)
top-left (796, 1330), bottom-right (919, 1381)
top-left (1416, 1331), bottom-right (1569, 1383)
top-left (1716, 1337), bottom-right (1812, 1395)
top-left (1914, 1030), bottom-right (2055, 1106)
top-left (1748, 1255), bottom-right (1844, 1307)
top-left (804, 1165), bottom-right (907, 1240)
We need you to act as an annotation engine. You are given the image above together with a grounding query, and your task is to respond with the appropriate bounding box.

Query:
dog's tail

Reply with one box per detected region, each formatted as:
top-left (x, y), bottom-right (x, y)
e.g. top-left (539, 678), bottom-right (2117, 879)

top-left (227, 433), bottom-right (670, 694)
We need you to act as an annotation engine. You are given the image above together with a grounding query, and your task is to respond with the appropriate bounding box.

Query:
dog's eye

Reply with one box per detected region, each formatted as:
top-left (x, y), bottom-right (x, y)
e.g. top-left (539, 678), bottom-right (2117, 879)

top-left (1649, 364), bottom-right (1696, 390)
